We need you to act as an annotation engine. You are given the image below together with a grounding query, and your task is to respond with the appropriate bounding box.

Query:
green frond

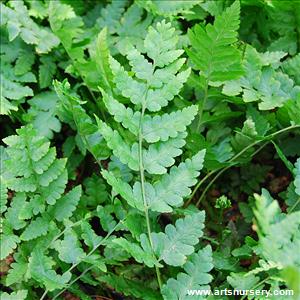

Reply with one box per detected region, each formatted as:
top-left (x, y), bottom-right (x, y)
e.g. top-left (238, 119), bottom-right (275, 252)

top-left (20, 216), bottom-right (49, 241)
top-left (28, 248), bottom-right (71, 291)
top-left (150, 150), bottom-right (206, 212)
top-left (112, 237), bottom-right (161, 268)
top-left (0, 234), bottom-right (20, 260)
top-left (152, 212), bottom-right (205, 266)
top-left (137, 0), bottom-right (201, 17)
top-left (143, 133), bottom-right (187, 174)
top-left (223, 46), bottom-right (300, 110)
top-left (162, 245), bottom-right (213, 300)
top-left (3, 125), bottom-right (67, 194)
top-left (101, 170), bottom-right (144, 211)
top-left (108, 21), bottom-right (190, 112)
top-left (102, 90), bottom-right (198, 143)
top-left (99, 274), bottom-right (160, 300)
top-left (1, 1), bottom-right (59, 53)
top-left (282, 53), bottom-right (300, 85)
top-left (0, 290), bottom-right (28, 300)
top-left (53, 185), bottom-right (82, 221)
top-left (81, 221), bottom-right (102, 249)
top-left (187, 0), bottom-right (243, 82)
top-left (55, 229), bottom-right (86, 264)
top-left (54, 80), bottom-right (110, 160)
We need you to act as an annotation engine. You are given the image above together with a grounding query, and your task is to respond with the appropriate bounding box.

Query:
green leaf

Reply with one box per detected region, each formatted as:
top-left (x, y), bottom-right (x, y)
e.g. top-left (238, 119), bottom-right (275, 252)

top-left (20, 216), bottom-right (49, 241)
top-left (227, 273), bottom-right (260, 290)
top-left (1, 1), bottom-right (59, 53)
top-left (187, 0), bottom-right (243, 82)
top-left (0, 234), bottom-right (20, 260)
top-left (54, 80), bottom-right (110, 160)
top-left (109, 21), bottom-right (190, 112)
top-left (53, 185), bottom-right (82, 221)
top-left (101, 170), bottom-right (144, 211)
top-left (162, 245), bottom-right (213, 300)
top-left (6, 260), bottom-right (28, 286)
top-left (94, 27), bottom-right (114, 90)
top-left (132, 150), bottom-right (206, 213)
top-left (25, 92), bottom-right (61, 139)
top-left (28, 248), bottom-right (71, 291)
top-left (39, 56), bottom-right (57, 89)
top-left (137, 0), bottom-right (201, 17)
top-left (0, 290), bottom-right (28, 300)
top-left (223, 46), bottom-right (300, 110)
top-left (112, 237), bottom-right (160, 268)
top-left (55, 229), bottom-right (86, 264)
top-left (152, 211), bottom-right (205, 266)
top-left (81, 221), bottom-right (102, 249)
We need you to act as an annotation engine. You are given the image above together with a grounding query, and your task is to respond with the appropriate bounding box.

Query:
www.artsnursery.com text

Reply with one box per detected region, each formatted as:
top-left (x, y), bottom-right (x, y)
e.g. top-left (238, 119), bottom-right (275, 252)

top-left (186, 288), bottom-right (294, 297)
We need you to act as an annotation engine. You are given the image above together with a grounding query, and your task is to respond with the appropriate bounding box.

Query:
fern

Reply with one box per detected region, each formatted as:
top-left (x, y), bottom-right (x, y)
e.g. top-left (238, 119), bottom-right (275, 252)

top-left (28, 248), bottom-right (72, 291)
top-left (282, 53), bottom-right (300, 85)
top-left (223, 46), bottom-right (300, 110)
top-left (96, 2), bottom-right (152, 55)
top-left (91, 20), bottom-right (210, 294)
top-left (0, 34), bottom-right (36, 115)
top-left (54, 80), bottom-right (110, 161)
top-left (137, 0), bottom-right (201, 17)
top-left (1, 126), bottom-right (81, 262)
top-left (23, 92), bottom-right (61, 139)
top-left (162, 245), bottom-right (213, 299)
top-left (151, 211), bottom-right (205, 266)
top-left (1, 1), bottom-right (59, 53)
top-left (251, 189), bottom-right (300, 289)
top-left (0, 290), bottom-right (28, 300)
top-left (187, 0), bottom-right (243, 82)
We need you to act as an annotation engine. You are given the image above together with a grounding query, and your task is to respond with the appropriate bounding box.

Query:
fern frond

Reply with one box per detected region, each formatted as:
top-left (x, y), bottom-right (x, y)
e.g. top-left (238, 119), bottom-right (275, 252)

top-left (253, 190), bottom-right (300, 275)
top-left (97, 118), bottom-right (187, 174)
top-left (102, 91), bottom-right (198, 143)
top-left (1, 125), bottom-right (84, 262)
top-left (223, 46), bottom-right (300, 110)
top-left (162, 245), bottom-right (213, 300)
top-left (137, 0), bottom-right (201, 17)
top-left (0, 290), bottom-right (28, 300)
top-left (112, 237), bottom-right (160, 268)
top-left (0, 34), bottom-right (36, 115)
top-left (28, 248), bottom-right (71, 291)
top-left (54, 228), bottom-right (86, 264)
top-left (282, 53), bottom-right (300, 85)
top-left (3, 126), bottom-right (67, 195)
top-left (1, 1), bottom-right (59, 53)
top-left (53, 186), bottom-right (82, 221)
top-left (20, 216), bottom-right (49, 241)
top-left (0, 234), bottom-right (20, 260)
top-left (152, 212), bottom-right (205, 266)
top-left (101, 170), bottom-right (144, 211)
top-left (149, 150), bottom-right (206, 212)
top-left (187, 0), bottom-right (243, 82)
top-left (54, 80), bottom-right (110, 160)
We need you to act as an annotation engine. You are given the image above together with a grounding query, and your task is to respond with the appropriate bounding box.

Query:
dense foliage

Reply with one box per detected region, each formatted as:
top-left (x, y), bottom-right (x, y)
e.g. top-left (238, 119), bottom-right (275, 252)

top-left (1, 0), bottom-right (300, 299)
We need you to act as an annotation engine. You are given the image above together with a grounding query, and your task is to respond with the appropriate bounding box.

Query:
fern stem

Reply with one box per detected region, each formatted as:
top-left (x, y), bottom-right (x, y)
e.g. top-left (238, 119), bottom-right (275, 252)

top-left (52, 266), bottom-right (94, 300)
top-left (138, 104), bottom-right (163, 292)
top-left (196, 141), bottom-right (269, 206)
top-left (187, 125), bottom-right (300, 207)
top-left (196, 78), bottom-right (209, 131)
